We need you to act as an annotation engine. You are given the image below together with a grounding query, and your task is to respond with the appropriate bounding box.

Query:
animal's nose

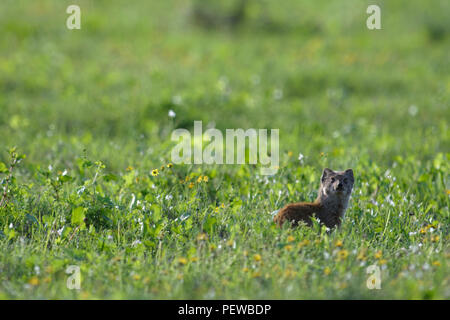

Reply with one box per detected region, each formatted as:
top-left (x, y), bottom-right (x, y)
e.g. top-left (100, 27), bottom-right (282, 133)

top-left (337, 182), bottom-right (343, 189)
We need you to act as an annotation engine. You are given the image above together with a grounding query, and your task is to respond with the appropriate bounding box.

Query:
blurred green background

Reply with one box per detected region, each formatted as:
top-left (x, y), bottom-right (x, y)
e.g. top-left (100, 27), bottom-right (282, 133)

top-left (0, 0), bottom-right (448, 170)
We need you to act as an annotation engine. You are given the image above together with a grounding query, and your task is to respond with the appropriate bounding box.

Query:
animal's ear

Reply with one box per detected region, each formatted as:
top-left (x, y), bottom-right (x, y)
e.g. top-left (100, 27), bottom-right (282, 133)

top-left (345, 169), bottom-right (354, 182)
top-left (321, 168), bottom-right (334, 182)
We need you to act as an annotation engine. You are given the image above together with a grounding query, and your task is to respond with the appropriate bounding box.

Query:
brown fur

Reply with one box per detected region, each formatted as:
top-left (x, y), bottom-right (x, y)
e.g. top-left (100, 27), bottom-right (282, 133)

top-left (274, 168), bottom-right (354, 229)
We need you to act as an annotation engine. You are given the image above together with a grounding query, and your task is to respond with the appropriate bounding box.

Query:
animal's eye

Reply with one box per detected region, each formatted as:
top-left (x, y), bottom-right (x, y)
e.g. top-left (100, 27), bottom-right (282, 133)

top-left (331, 178), bottom-right (335, 183)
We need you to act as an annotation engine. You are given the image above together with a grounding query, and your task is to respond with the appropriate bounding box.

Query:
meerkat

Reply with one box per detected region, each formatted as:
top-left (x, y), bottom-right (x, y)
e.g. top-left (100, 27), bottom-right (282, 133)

top-left (274, 168), bottom-right (354, 229)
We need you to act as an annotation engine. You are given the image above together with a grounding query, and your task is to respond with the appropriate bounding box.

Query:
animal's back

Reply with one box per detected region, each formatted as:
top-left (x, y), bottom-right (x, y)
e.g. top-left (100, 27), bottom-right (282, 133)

top-left (274, 202), bottom-right (321, 227)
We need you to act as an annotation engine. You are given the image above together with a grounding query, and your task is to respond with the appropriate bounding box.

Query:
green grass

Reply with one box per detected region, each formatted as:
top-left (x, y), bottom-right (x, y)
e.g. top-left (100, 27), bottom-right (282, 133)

top-left (0, 0), bottom-right (449, 299)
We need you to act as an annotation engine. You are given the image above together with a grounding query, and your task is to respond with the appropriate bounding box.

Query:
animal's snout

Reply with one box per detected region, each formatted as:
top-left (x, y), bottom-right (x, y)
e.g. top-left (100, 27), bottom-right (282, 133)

top-left (337, 182), bottom-right (344, 190)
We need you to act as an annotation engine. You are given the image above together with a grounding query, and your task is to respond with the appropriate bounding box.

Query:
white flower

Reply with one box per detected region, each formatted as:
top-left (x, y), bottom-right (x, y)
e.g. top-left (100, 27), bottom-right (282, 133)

top-left (172, 95), bottom-right (182, 105)
top-left (408, 105), bottom-right (418, 116)
top-left (34, 266), bottom-right (40, 275)
top-left (217, 76), bottom-right (229, 93)
top-left (298, 153), bottom-right (304, 162)
top-left (168, 109), bottom-right (176, 118)
top-left (273, 88), bottom-right (283, 100)
top-left (131, 240), bottom-right (142, 247)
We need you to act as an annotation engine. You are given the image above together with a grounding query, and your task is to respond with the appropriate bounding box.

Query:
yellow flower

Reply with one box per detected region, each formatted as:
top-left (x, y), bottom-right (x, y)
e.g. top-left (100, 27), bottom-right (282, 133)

top-left (287, 236), bottom-right (295, 243)
top-left (337, 249), bottom-right (349, 260)
top-left (251, 271), bottom-right (261, 278)
top-left (284, 269), bottom-right (297, 278)
top-left (197, 233), bottom-right (208, 241)
top-left (432, 261), bottom-right (441, 267)
top-left (242, 267), bottom-right (249, 273)
top-left (226, 239), bottom-right (234, 247)
top-left (167, 163), bottom-right (173, 168)
top-left (298, 240), bottom-right (310, 248)
top-left (324, 267), bottom-right (331, 275)
top-left (132, 274), bottom-right (141, 281)
top-left (338, 282), bottom-right (348, 289)
top-left (188, 182), bottom-right (194, 188)
top-left (203, 176), bottom-right (209, 182)
top-left (177, 257), bottom-right (188, 265)
top-left (126, 166), bottom-right (134, 171)
top-left (80, 291), bottom-right (90, 299)
top-left (253, 254), bottom-right (262, 262)
top-left (185, 176), bottom-right (191, 182)
top-left (335, 240), bottom-right (343, 247)
top-left (151, 169), bottom-right (159, 176)
top-left (431, 235), bottom-right (440, 242)
top-left (197, 176), bottom-right (203, 183)
top-left (285, 245), bottom-right (293, 251)
top-left (45, 266), bottom-right (54, 274)
top-left (214, 207), bottom-right (219, 213)
top-left (378, 259), bottom-right (387, 265)
top-left (374, 250), bottom-right (382, 259)
top-left (287, 151), bottom-right (293, 157)
top-left (419, 228), bottom-right (427, 234)
top-left (190, 257), bottom-right (199, 262)
top-left (220, 203), bottom-right (225, 208)
top-left (28, 277), bottom-right (39, 286)
top-left (357, 249), bottom-right (367, 261)
top-left (160, 165), bottom-right (165, 171)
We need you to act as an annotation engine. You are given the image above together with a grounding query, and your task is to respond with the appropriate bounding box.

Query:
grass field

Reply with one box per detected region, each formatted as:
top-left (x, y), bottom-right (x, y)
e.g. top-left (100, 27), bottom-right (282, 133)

top-left (0, 0), bottom-right (449, 299)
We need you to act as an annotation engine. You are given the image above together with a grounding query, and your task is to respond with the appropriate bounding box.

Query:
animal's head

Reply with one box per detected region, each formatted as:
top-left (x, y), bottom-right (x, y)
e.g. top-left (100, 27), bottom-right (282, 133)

top-left (319, 168), bottom-right (354, 198)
